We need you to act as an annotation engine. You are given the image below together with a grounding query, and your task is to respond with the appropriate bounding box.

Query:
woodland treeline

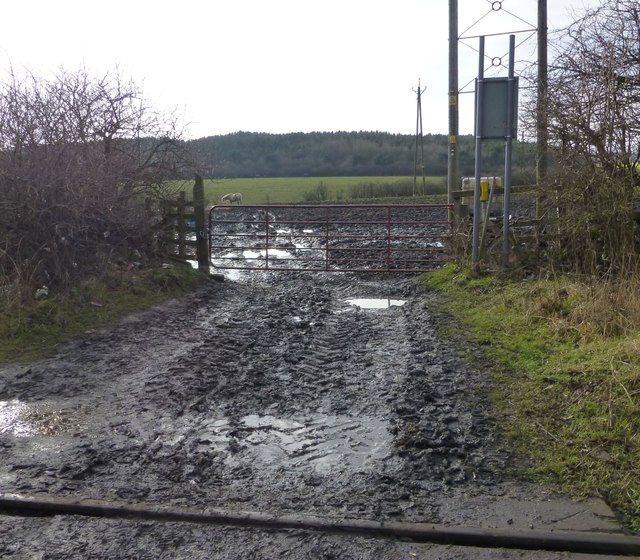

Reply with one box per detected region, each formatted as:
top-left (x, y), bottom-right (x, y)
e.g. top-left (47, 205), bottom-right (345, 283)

top-left (2, 0), bottom-right (637, 297)
top-left (187, 131), bottom-right (537, 181)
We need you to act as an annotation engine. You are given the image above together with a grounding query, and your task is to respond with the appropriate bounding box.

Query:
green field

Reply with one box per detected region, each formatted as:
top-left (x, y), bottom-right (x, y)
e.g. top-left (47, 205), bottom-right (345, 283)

top-left (173, 176), bottom-right (447, 205)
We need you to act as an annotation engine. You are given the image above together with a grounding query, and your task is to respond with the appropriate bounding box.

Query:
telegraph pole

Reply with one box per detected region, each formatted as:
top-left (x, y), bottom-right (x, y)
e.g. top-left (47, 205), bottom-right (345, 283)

top-left (413, 80), bottom-right (427, 196)
top-left (448, 0), bottom-right (460, 205)
top-left (536, 0), bottom-right (548, 187)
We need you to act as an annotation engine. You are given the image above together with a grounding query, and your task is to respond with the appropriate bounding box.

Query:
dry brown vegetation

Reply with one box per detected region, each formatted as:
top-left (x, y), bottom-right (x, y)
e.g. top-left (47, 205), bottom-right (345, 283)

top-left (0, 68), bottom-right (193, 304)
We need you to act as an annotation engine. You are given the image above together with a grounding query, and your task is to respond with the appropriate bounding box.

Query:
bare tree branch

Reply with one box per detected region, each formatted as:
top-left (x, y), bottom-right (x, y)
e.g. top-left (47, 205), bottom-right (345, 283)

top-left (0, 67), bottom-right (193, 297)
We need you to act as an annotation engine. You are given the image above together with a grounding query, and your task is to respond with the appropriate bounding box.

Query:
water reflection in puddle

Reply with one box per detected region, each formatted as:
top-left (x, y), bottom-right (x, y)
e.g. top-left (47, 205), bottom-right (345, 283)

top-left (0, 400), bottom-right (31, 436)
top-left (242, 249), bottom-right (294, 260)
top-left (345, 298), bottom-right (406, 310)
top-left (0, 399), bottom-right (76, 436)
top-left (196, 413), bottom-right (391, 474)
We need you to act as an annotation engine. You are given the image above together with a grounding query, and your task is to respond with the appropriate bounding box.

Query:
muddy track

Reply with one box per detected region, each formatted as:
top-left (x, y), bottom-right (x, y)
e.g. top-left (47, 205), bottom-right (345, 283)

top-left (0, 270), bottom-right (623, 559)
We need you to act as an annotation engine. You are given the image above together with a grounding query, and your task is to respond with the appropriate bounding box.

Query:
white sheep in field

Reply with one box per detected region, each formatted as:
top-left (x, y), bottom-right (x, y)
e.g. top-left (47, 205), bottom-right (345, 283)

top-left (221, 192), bottom-right (242, 205)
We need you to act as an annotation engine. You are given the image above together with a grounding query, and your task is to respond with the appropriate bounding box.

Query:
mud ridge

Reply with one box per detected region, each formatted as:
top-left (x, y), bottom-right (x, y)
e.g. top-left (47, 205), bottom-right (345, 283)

top-left (0, 238), bottom-right (622, 558)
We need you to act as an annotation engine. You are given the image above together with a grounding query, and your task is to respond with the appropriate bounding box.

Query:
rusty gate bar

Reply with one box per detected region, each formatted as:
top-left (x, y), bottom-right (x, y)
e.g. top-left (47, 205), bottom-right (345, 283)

top-left (324, 206), bottom-right (330, 271)
top-left (208, 203), bottom-right (452, 273)
top-left (386, 206), bottom-right (392, 268)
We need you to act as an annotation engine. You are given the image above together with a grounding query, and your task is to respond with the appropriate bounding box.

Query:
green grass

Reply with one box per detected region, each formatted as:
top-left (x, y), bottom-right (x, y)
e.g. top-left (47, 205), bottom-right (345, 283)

top-left (0, 264), bottom-right (209, 364)
top-left (171, 176), bottom-right (446, 205)
top-left (422, 264), bottom-right (640, 533)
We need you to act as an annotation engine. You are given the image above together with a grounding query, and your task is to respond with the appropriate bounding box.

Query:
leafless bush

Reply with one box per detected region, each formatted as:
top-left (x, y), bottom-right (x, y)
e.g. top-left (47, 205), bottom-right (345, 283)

top-left (519, 0), bottom-right (640, 276)
top-left (538, 168), bottom-right (640, 276)
top-left (0, 68), bottom-right (193, 300)
top-left (546, 1), bottom-right (640, 176)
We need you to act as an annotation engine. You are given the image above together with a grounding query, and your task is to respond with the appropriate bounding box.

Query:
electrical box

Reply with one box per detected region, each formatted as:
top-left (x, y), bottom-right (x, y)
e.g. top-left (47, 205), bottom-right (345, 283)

top-left (461, 176), bottom-right (503, 219)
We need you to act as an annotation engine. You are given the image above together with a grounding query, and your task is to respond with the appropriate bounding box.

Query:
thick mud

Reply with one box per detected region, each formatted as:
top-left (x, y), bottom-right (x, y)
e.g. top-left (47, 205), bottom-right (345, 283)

top-left (0, 262), bottom-right (624, 556)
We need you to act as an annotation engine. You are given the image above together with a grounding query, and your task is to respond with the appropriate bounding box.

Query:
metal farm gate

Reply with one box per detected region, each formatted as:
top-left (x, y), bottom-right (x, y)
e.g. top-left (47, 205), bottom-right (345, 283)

top-left (208, 203), bottom-right (451, 273)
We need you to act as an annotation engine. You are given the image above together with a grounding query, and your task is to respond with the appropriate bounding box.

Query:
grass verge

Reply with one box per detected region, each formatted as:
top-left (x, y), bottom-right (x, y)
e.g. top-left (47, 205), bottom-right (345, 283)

top-left (422, 263), bottom-right (640, 533)
top-left (0, 263), bottom-right (209, 364)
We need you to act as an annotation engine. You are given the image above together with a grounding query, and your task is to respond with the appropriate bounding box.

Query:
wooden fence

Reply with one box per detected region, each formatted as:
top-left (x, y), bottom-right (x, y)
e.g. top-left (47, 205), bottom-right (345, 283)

top-left (450, 184), bottom-right (543, 265)
top-left (160, 175), bottom-right (209, 271)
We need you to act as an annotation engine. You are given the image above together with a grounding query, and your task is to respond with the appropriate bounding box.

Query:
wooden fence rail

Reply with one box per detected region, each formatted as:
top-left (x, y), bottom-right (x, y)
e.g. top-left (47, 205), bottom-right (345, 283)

top-left (450, 184), bottom-right (543, 266)
top-left (160, 175), bottom-right (209, 271)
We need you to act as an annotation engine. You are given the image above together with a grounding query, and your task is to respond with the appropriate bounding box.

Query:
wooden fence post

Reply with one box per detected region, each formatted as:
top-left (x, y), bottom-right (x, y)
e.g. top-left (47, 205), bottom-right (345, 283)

top-left (193, 175), bottom-right (210, 272)
top-left (177, 191), bottom-right (186, 259)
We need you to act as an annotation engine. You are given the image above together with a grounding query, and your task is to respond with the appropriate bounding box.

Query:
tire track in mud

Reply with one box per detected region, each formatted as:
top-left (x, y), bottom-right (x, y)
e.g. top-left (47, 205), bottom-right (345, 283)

top-left (97, 272), bottom-right (506, 520)
top-left (0, 275), bottom-right (504, 511)
top-left (132, 277), bottom-right (413, 515)
top-left (0, 271), bottom-right (521, 558)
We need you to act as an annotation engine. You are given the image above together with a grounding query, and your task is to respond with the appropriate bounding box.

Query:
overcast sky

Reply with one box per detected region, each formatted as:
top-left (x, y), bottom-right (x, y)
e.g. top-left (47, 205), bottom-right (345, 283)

top-left (0, 0), bottom-right (600, 139)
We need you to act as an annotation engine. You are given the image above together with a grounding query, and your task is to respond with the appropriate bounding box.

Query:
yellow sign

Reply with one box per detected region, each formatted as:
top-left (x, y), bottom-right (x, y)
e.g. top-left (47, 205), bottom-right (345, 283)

top-left (480, 180), bottom-right (490, 202)
top-left (449, 135), bottom-right (457, 144)
top-left (449, 95), bottom-right (457, 106)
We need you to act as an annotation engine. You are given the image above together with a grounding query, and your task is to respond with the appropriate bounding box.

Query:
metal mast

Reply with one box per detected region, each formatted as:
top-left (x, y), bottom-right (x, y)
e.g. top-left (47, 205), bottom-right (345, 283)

top-left (536, 0), bottom-right (548, 188)
top-left (448, 0), bottom-right (460, 205)
top-left (413, 80), bottom-right (427, 196)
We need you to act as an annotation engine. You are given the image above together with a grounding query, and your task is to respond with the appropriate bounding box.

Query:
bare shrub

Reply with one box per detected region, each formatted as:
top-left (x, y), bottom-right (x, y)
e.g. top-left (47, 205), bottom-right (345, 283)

top-left (0, 68), bottom-right (193, 300)
top-left (521, 0), bottom-right (640, 276)
top-left (546, 1), bottom-right (640, 176)
top-left (538, 168), bottom-right (640, 276)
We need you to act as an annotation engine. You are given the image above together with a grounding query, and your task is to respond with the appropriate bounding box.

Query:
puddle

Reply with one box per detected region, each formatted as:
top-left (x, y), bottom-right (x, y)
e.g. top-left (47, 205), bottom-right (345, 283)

top-left (0, 400), bottom-right (77, 437)
top-left (345, 298), bottom-right (406, 310)
top-left (242, 249), bottom-right (294, 260)
top-left (195, 413), bottom-right (392, 474)
top-left (209, 247), bottom-right (296, 281)
top-left (0, 400), bottom-right (30, 436)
